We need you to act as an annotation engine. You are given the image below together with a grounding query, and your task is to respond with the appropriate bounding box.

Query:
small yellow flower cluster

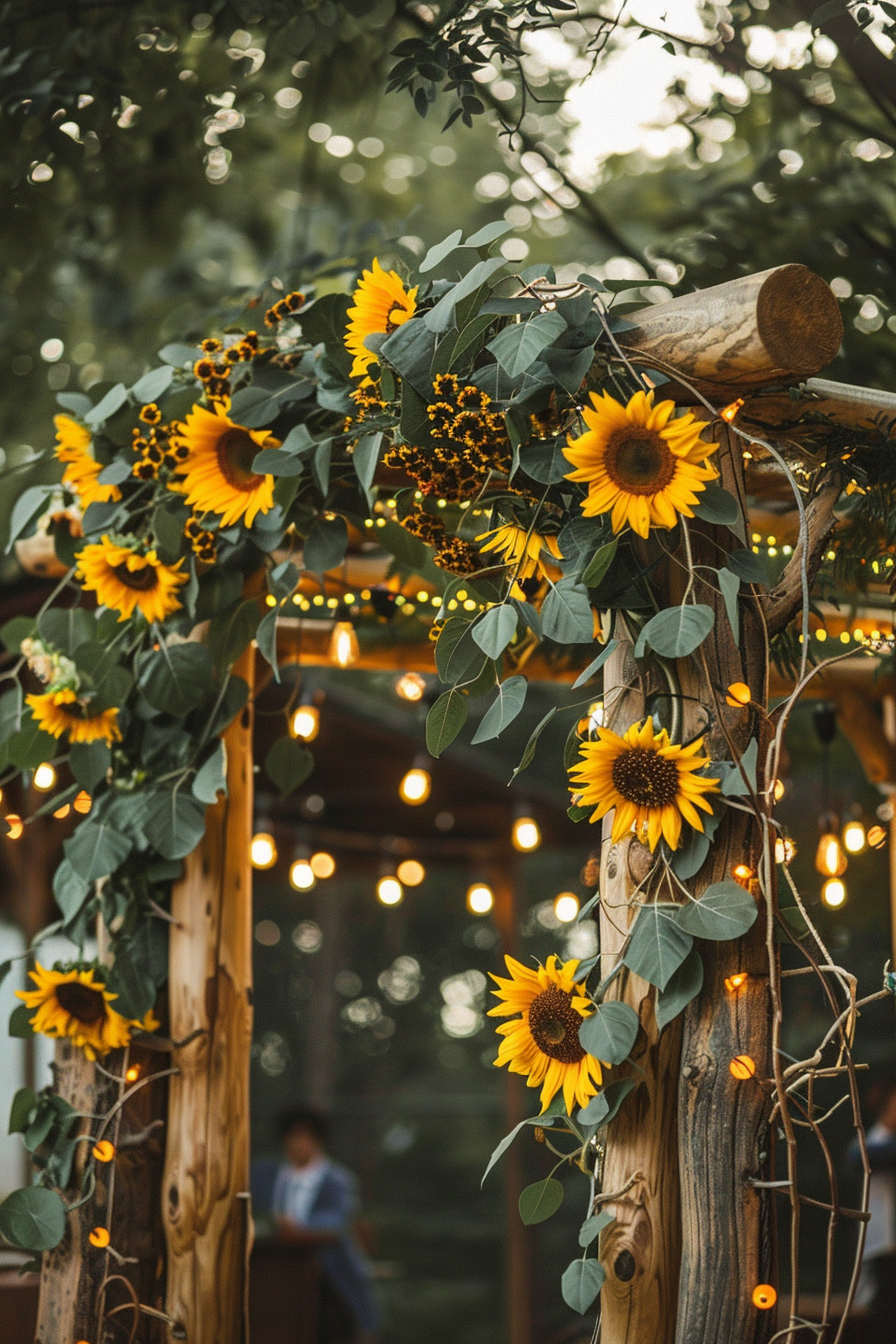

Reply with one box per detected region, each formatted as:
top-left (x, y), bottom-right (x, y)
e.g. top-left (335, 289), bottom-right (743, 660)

top-left (264, 291), bottom-right (305, 327)
top-left (131, 410), bottom-right (188, 481)
top-left (185, 514), bottom-right (217, 564)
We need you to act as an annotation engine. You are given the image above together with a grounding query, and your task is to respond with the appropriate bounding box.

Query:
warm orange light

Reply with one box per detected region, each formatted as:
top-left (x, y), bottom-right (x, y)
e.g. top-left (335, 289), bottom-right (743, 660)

top-left (725, 973), bottom-right (748, 993)
top-left (815, 832), bottom-right (847, 878)
top-left (466, 882), bottom-right (494, 915)
top-left (729, 1054), bottom-right (757, 1080)
top-left (395, 672), bottom-right (426, 702)
top-left (4, 814), bottom-right (23, 839)
top-left (721, 398), bottom-right (745, 424)
top-left (88, 1226), bottom-right (110, 1248)
top-left (731, 864), bottom-right (753, 884)
top-left (54, 803), bottom-right (71, 819)
top-left (125, 1065), bottom-right (141, 1083)
top-left (310, 851), bottom-right (336, 879)
top-left (290, 704), bottom-right (320, 742)
top-left (329, 621), bottom-right (359, 668)
top-left (773, 778), bottom-right (785, 802)
top-left (92, 1140), bottom-right (115, 1163)
top-left (868, 824), bottom-right (887, 849)
top-left (396, 859), bottom-right (425, 887)
top-left (399, 767), bottom-right (431, 805)
top-left (512, 816), bottom-right (541, 852)
top-left (752, 1284), bottom-right (777, 1310)
top-left (725, 682), bottom-right (751, 707)
top-left (775, 836), bottom-right (796, 864)
top-left (73, 791), bottom-right (92, 814)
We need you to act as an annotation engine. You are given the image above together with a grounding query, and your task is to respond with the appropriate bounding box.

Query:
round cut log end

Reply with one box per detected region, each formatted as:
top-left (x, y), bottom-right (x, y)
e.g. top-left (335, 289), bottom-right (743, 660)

top-left (756, 264), bottom-right (843, 376)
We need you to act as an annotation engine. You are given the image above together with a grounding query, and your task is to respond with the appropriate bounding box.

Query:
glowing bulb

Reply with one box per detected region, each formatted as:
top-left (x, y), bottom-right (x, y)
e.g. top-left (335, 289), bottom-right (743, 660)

top-left (822, 877), bottom-right (846, 908)
top-left (92, 1140), bottom-right (115, 1162)
top-left (586, 701), bottom-right (604, 731)
top-left (73, 791), bottom-right (92, 813)
top-left (54, 804), bottom-right (71, 819)
top-left (752, 1285), bottom-right (777, 1310)
top-left (399, 767), bottom-right (431, 805)
top-left (725, 682), bottom-right (751, 708)
top-left (33, 763), bottom-right (56, 791)
top-left (125, 1065), bottom-right (141, 1083)
top-left (732, 864), bottom-right (753, 884)
top-left (842, 819), bottom-right (866, 854)
top-left (377, 876), bottom-right (403, 906)
top-left (396, 859), bottom-right (425, 886)
top-left (289, 859), bottom-right (316, 890)
top-left (329, 621), bottom-right (359, 668)
top-left (467, 883), bottom-right (494, 915)
top-left (724, 972), bottom-right (748, 993)
top-left (310, 851), bottom-right (336, 879)
top-left (554, 893), bottom-right (580, 923)
top-left (815, 832), bottom-right (847, 878)
top-left (775, 836), bottom-right (796, 864)
top-left (395, 672), bottom-right (426, 702)
top-left (291, 704), bottom-right (319, 741)
top-left (250, 832), bottom-right (277, 870)
top-left (773, 779), bottom-right (785, 802)
top-left (88, 1227), bottom-right (110, 1249)
top-left (729, 1055), bottom-right (757, 1080)
top-left (512, 817), bottom-right (541, 852)
top-left (868, 824), bottom-right (887, 849)
top-left (4, 814), bottom-right (23, 839)
top-left (721, 397), bottom-right (744, 423)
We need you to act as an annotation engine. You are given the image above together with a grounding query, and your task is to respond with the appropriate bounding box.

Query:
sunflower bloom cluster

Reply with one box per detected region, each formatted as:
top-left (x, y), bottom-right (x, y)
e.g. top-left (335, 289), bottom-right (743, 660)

top-left (477, 522), bottom-right (562, 599)
top-left (489, 955), bottom-right (606, 1114)
top-left (76, 535), bottom-right (188, 624)
top-left (564, 390), bottom-right (718, 539)
top-left (569, 717), bottom-right (720, 852)
top-left (54, 416), bottom-right (122, 510)
top-left (21, 636), bottom-right (121, 747)
top-left (184, 514), bottom-right (218, 563)
top-left (131, 409), bottom-right (188, 482)
top-left (16, 963), bottom-right (158, 1060)
top-left (396, 506), bottom-right (481, 577)
top-left (168, 402), bottom-right (280, 529)
top-left (345, 260), bottom-right (417, 379)
top-left (384, 375), bottom-right (512, 504)
top-left (265, 291), bottom-right (305, 327)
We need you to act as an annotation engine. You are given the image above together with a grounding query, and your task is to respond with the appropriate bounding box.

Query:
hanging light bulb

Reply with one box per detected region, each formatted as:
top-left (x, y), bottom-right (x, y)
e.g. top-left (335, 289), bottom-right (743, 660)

top-left (73, 791), bottom-right (92, 813)
top-left (822, 877), bottom-right (847, 908)
top-left (773, 779), bottom-right (786, 802)
top-left (329, 621), bottom-right (359, 668)
top-left (842, 816), bottom-right (867, 855)
top-left (377, 875), bottom-right (403, 906)
top-left (868, 824), bottom-right (887, 850)
top-left (289, 858), bottom-right (316, 890)
top-left (466, 882), bottom-right (494, 915)
top-left (291, 702), bottom-right (320, 741)
top-left (33, 763), bottom-right (56, 791)
top-left (250, 832), bottom-right (277, 870)
top-left (396, 859), bottom-right (425, 886)
top-left (775, 836), bottom-right (796, 864)
top-left (4, 814), bottom-right (23, 840)
top-left (53, 803), bottom-right (71, 819)
top-left (399, 757), bottom-right (431, 805)
top-left (310, 851), bottom-right (336, 879)
top-left (815, 830), bottom-right (847, 877)
top-left (724, 972), bottom-right (748, 993)
top-left (512, 813), bottom-right (541, 852)
top-left (554, 893), bottom-right (580, 923)
top-left (395, 672), bottom-right (426, 702)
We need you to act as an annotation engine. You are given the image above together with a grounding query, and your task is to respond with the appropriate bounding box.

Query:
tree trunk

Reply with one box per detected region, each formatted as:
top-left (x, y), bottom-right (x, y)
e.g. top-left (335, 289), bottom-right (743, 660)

top-left (162, 644), bottom-right (255, 1344)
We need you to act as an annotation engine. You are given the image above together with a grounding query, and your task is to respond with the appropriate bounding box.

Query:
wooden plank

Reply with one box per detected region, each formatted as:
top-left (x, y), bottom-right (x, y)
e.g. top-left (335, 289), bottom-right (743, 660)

top-left (162, 642), bottom-right (255, 1344)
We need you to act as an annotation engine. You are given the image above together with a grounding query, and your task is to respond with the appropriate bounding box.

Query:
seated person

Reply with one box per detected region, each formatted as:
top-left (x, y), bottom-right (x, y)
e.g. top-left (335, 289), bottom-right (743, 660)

top-left (272, 1105), bottom-right (380, 1344)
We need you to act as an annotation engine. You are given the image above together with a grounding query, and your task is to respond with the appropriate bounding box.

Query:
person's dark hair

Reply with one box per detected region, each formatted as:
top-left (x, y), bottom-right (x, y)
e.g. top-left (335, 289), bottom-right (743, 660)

top-left (278, 1105), bottom-right (331, 1145)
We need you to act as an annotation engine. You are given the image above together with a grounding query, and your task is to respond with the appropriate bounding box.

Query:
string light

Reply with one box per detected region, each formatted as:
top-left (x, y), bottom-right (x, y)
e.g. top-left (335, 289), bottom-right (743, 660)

top-left (732, 863), bottom-right (753, 884)
top-left (250, 832), bottom-right (277, 870)
top-left (4, 815), bottom-right (23, 839)
top-left (290, 703), bottom-right (319, 742)
top-left (721, 397), bottom-right (744, 423)
top-left (752, 1285), bottom-right (777, 1310)
top-left (329, 621), bottom-right (359, 668)
top-left (725, 683), bottom-right (751, 708)
top-left (73, 791), bottom-right (92, 813)
top-left (773, 779), bottom-right (786, 802)
top-left (822, 877), bottom-right (846, 908)
top-left (399, 764), bottom-right (431, 805)
top-left (554, 893), bottom-right (580, 923)
top-left (729, 1055), bottom-right (757, 1080)
top-left (396, 859), bottom-right (425, 886)
top-left (842, 818), bottom-right (866, 854)
top-left (815, 832), bottom-right (847, 878)
top-left (289, 858), bottom-right (315, 891)
top-left (92, 1140), bottom-right (115, 1162)
top-left (725, 972), bottom-right (748, 993)
top-left (377, 876), bottom-right (403, 906)
top-left (512, 815), bottom-right (541, 852)
top-left (54, 803), bottom-right (71, 819)
top-left (868, 824), bottom-right (887, 849)
top-left (125, 1065), bottom-right (141, 1083)
top-left (775, 836), bottom-right (796, 864)
top-left (33, 763), bottom-right (56, 791)
top-left (310, 852), bottom-right (336, 879)
top-left (467, 882), bottom-right (494, 915)
top-left (88, 1227), bottom-right (110, 1248)
top-left (395, 672), bottom-right (426, 702)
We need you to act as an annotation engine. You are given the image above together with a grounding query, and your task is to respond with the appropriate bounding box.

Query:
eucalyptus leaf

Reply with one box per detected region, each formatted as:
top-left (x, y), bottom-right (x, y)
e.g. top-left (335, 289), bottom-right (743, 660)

top-left (68, 741), bottom-right (110, 792)
top-left (624, 904), bottom-right (694, 990)
top-left (6, 486), bottom-right (53, 551)
top-left (578, 1210), bottom-right (615, 1249)
top-left (718, 566), bottom-right (741, 645)
top-left (0, 1186), bottom-right (67, 1252)
top-left (137, 642), bottom-right (214, 716)
top-left (581, 538), bottom-right (618, 588)
top-left (424, 257), bottom-right (506, 334)
top-left (693, 484), bottom-right (742, 528)
top-left (511, 707), bottom-right (557, 779)
top-left (419, 228), bottom-right (463, 272)
top-left (52, 859), bottom-right (91, 922)
top-left (635, 604), bottom-right (714, 660)
top-left (578, 1001), bottom-right (640, 1066)
top-left (426, 689), bottom-right (469, 757)
top-left (64, 821), bottom-right (132, 882)
top-left (487, 311), bottom-right (566, 377)
top-left (303, 515), bottom-right (349, 576)
top-left (541, 579), bottom-right (594, 644)
top-left (193, 742), bottom-right (227, 804)
top-left (472, 675), bottom-right (527, 744)
top-left (481, 1104), bottom-right (564, 1186)
top-left (265, 738), bottom-right (314, 797)
top-left (143, 791), bottom-right (207, 860)
top-left (656, 947), bottom-right (704, 1031)
top-left (471, 604), bottom-right (517, 659)
top-left (676, 881), bottom-right (758, 941)
top-left (132, 364), bottom-right (174, 403)
top-left (561, 1258), bottom-right (605, 1314)
top-left (517, 436), bottom-right (568, 484)
top-left (726, 549), bottom-right (769, 586)
top-left (571, 640), bottom-right (618, 690)
top-left (519, 1177), bottom-right (564, 1226)
top-left (84, 382), bottom-right (127, 426)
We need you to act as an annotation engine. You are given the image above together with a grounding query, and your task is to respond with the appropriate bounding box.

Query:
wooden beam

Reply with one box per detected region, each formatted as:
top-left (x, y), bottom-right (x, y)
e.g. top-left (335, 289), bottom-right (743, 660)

top-left (741, 377), bottom-right (896, 438)
top-left (621, 265), bottom-right (842, 401)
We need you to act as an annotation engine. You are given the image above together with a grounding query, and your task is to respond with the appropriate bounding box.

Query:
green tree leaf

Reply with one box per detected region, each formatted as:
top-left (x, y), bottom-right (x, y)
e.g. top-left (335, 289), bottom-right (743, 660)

top-left (635, 604), bottom-right (714, 659)
top-left (471, 604), bottom-right (517, 659)
top-left (9, 1087), bottom-right (38, 1135)
top-left (676, 881), bottom-right (758, 941)
top-left (656, 947), bottom-right (704, 1031)
top-left (303, 515), bottom-right (349, 575)
top-left (0, 1186), bottom-right (67, 1251)
top-left (193, 742), bottom-right (227, 804)
top-left (143, 792), bottom-right (207, 860)
top-left (581, 537), bottom-right (618, 587)
top-left (64, 821), bottom-right (132, 881)
top-left (578, 1001), bottom-right (640, 1065)
top-left (264, 738), bottom-right (314, 797)
top-left (425, 689), bottom-right (468, 757)
top-left (137, 642), bottom-right (214, 716)
top-left (561, 1258), bottom-right (605, 1314)
top-left (726, 549), bottom-right (769, 586)
top-left (624, 904), bottom-right (694, 990)
top-left (487, 311), bottom-right (566, 377)
top-left (519, 1177), bottom-right (564, 1226)
top-left (578, 1211), bottom-right (614, 1248)
top-left (472, 675), bottom-right (528, 743)
top-left (542, 579), bottom-right (594, 644)
top-left (718, 566), bottom-right (740, 644)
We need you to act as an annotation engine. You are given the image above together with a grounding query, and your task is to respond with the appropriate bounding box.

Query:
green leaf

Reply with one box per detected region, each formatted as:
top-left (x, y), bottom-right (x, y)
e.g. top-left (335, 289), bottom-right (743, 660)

top-left (578, 1001), bottom-right (639, 1066)
top-left (718, 566), bottom-right (740, 645)
top-left (9, 1004), bottom-right (35, 1038)
top-left (726, 549), bottom-right (769, 586)
top-left (624, 904), bottom-right (694, 990)
top-left (303, 515), bottom-right (349, 576)
top-left (578, 1211), bottom-right (614, 1249)
top-left (542, 579), bottom-right (594, 644)
top-left (38, 606), bottom-right (95, 655)
top-left (131, 364), bottom-right (174, 403)
top-left (519, 1177), bottom-right (564, 1226)
top-left (207, 599), bottom-right (261, 673)
top-left (68, 741), bottom-right (110, 793)
top-left (6, 718), bottom-right (61, 770)
top-left (253, 446), bottom-right (304, 476)
top-left (72, 644), bottom-right (133, 712)
top-left (487, 311), bottom-right (566, 377)
top-left (143, 791), bottom-right (207, 859)
top-left (717, 739), bottom-right (758, 796)
top-left (256, 607), bottom-right (279, 680)
top-left (581, 538), bottom-right (618, 588)
top-left (227, 379), bottom-right (313, 428)
top-left (561, 1258), bottom-right (605, 1314)
top-left (0, 616), bottom-right (36, 654)
top-left (472, 604), bottom-right (517, 659)
top-left (6, 486), bottom-right (53, 551)
top-left (193, 742), bottom-right (227, 804)
top-left (577, 1077), bottom-right (637, 1127)
top-left (517, 437), bottom-right (568, 484)
top-left (64, 821), bottom-right (132, 881)
top-left (464, 220), bottom-right (514, 248)
top-left (0, 686), bottom-right (24, 759)
top-left (426, 689), bottom-right (468, 757)
top-left (676, 881), bottom-right (758, 941)
top-left (151, 498), bottom-right (190, 562)
top-left (0, 1186), bottom-right (67, 1251)
top-left (571, 640), bottom-right (618, 690)
top-left (635, 604), bottom-right (714, 660)
top-left (137, 642), bottom-right (214, 715)
top-left (265, 738), bottom-right (314, 797)
top-left (693, 484), bottom-right (742, 528)
top-left (419, 228), bottom-right (463, 273)
top-left (158, 342), bottom-right (201, 366)
top-left (435, 618), bottom-right (487, 686)
top-left (84, 383), bottom-right (127, 427)
top-left (472, 675), bottom-right (527, 744)
top-left (656, 947), bottom-right (704, 1031)
top-left (424, 257), bottom-right (506, 334)
top-left (511, 707), bottom-right (557, 779)
top-left (481, 1104), bottom-right (565, 1185)
top-left (106, 955), bottom-right (155, 1021)
top-left (445, 314), bottom-right (494, 372)
top-left (52, 858), bottom-right (91, 921)
top-left (313, 438), bottom-right (332, 495)
top-left (9, 1088), bottom-right (37, 1135)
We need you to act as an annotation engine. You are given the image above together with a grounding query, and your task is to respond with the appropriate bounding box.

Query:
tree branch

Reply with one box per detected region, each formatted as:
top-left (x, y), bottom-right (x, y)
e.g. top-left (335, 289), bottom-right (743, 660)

top-left (763, 480), bottom-right (841, 636)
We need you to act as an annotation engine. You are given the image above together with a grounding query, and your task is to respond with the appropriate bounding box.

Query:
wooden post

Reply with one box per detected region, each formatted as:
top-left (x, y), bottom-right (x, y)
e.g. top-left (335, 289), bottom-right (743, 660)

top-left (162, 643), bottom-right (255, 1344)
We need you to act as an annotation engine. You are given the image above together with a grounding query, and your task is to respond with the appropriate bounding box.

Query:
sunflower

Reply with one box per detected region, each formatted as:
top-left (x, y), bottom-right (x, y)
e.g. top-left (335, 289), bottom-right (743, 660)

top-left (16, 963), bottom-right (159, 1061)
top-left (27, 689), bottom-right (121, 746)
top-left (564, 390), bottom-right (718, 539)
top-left (76, 536), bottom-right (187, 624)
top-left (477, 523), bottom-right (562, 598)
top-left (569, 717), bottom-right (720, 852)
top-left (169, 403), bottom-right (279, 528)
top-left (54, 415), bottom-right (122, 510)
top-left (345, 259), bottom-right (418, 379)
top-left (489, 954), bottom-right (605, 1114)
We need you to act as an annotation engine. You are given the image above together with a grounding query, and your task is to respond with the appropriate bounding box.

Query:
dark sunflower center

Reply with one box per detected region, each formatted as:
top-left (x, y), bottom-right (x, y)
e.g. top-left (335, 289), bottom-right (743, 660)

top-left (56, 981), bottom-right (107, 1024)
top-left (216, 428), bottom-right (263, 491)
top-left (605, 430), bottom-right (675, 496)
top-left (59, 700), bottom-right (89, 721)
top-left (111, 561), bottom-right (159, 591)
top-left (528, 986), bottom-right (586, 1064)
top-left (611, 747), bottom-right (679, 808)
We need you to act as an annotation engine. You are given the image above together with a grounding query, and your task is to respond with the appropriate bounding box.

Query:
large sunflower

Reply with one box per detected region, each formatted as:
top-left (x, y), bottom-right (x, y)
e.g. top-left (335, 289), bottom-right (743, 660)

top-left (169, 403), bottom-right (279, 528)
top-left (345, 259), bottom-right (418, 379)
top-left (54, 415), bottom-right (122, 510)
top-left (477, 523), bottom-right (562, 598)
top-left (564, 390), bottom-right (718, 539)
top-left (26, 689), bottom-right (121, 746)
top-left (569, 717), bottom-right (720, 852)
top-left (16, 963), bottom-right (159, 1061)
top-left (489, 955), bottom-right (605, 1114)
top-left (76, 536), bottom-right (187, 624)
